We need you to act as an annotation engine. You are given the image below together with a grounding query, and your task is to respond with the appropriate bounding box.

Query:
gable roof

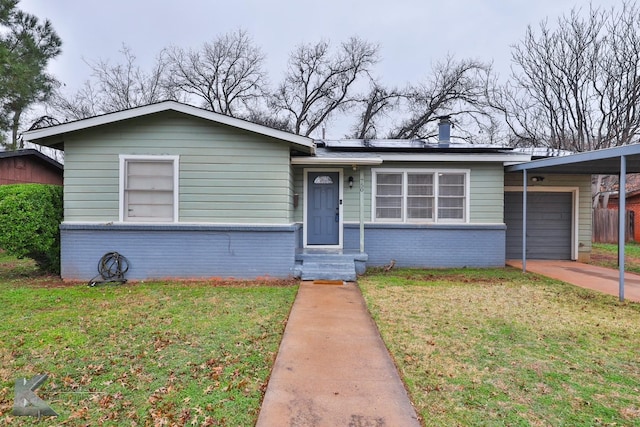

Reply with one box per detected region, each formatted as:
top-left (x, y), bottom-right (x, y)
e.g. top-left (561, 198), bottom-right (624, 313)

top-left (22, 101), bottom-right (315, 153)
top-left (0, 148), bottom-right (63, 170)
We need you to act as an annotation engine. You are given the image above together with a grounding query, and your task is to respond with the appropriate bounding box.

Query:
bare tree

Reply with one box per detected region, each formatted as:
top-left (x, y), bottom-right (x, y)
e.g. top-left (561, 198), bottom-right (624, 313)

top-left (244, 109), bottom-right (292, 133)
top-left (51, 80), bottom-right (100, 120)
top-left (349, 81), bottom-right (401, 139)
top-left (494, 1), bottom-right (640, 152)
top-left (165, 29), bottom-right (266, 117)
top-left (272, 37), bottom-right (378, 137)
top-left (592, 174), bottom-right (619, 209)
top-left (53, 44), bottom-right (178, 120)
top-left (389, 57), bottom-right (495, 141)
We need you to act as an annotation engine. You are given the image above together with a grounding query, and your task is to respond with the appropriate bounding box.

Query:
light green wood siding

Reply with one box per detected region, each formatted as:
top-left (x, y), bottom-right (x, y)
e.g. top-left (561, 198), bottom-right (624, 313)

top-left (469, 163), bottom-right (505, 223)
top-left (292, 168), bottom-right (304, 222)
top-left (64, 111), bottom-right (294, 223)
top-left (293, 162), bottom-right (505, 224)
top-left (288, 163), bottom-right (297, 222)
top-left (343, 168), bottom-right (372, 221)
top-left (504, 173), bottom-right (592, 255)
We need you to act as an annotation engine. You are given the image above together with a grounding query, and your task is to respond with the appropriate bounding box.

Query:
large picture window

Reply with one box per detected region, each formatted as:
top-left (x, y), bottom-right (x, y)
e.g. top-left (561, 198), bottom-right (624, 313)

top-left (373, 169), bottom-right (468, 223)
top-left (119, 155), bottom-right (179, 222)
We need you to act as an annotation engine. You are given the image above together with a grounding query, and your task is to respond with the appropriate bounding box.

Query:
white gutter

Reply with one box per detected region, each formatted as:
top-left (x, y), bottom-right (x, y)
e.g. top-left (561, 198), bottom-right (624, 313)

top-left (291, 157), bottom-right (383, 165)
top-left (379, 154), bottom-right (532, 163)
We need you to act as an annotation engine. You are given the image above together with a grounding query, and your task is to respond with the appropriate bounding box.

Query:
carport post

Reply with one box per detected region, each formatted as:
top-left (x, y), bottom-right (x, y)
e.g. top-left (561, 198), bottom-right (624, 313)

top-left (522, 169), bottom-right (527, 272)
top-left (619, 156), bottom-right (626, 302)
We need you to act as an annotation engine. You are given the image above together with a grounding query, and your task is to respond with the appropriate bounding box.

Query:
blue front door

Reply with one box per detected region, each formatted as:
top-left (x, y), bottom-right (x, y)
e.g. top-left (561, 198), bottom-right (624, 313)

top-left (307, 172), bottom-right (340, 245)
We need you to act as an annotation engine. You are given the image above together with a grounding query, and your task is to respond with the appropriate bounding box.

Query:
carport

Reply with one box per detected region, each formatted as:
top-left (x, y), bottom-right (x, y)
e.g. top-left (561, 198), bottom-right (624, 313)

top-left (506, 143), bottom-right (640, 301)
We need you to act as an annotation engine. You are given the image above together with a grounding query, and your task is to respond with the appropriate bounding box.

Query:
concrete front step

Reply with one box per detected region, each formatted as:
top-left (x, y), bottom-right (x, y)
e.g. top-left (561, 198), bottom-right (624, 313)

top-left (301, 261), bottom-right (356, 281)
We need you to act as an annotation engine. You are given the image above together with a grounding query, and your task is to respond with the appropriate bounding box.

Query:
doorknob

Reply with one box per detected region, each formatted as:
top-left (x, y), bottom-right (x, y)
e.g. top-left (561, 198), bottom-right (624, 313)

top-left (335, 208), bottom-right (339, 222)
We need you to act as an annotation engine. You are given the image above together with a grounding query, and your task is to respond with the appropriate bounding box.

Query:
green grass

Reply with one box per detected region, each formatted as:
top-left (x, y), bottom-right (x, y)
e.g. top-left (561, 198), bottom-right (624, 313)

top-left (0, 255), bottom-right (297, 426)
top-left (5, 251), bottom-right (640, 425)
top-left (591, 242), bottom-right (640, 273)
top-left (360, 267), bottom-right (640, 426)
top-left (0, 250), bottom-right (41, 279)
top-left (593, 241), bottom-right (640, 259)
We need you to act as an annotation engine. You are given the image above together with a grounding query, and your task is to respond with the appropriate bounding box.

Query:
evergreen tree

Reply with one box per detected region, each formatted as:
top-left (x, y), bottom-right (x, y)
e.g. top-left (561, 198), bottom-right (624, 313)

top-left (0, 0), bottom-right (61, 149)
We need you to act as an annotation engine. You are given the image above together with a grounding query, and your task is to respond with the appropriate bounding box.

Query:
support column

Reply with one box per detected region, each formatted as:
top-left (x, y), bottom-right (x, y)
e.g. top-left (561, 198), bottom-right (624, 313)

top-left (359, 168), bottom-right (365, 253)
top-left (619, 156), bottom-right (627, 302)
top-left (522, 169), bottom-right (528, 273)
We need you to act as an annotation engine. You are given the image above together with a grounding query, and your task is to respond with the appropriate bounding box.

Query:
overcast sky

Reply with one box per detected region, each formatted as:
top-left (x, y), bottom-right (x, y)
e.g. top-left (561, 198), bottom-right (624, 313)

top-left (17, 0), bottom-right (624, 137)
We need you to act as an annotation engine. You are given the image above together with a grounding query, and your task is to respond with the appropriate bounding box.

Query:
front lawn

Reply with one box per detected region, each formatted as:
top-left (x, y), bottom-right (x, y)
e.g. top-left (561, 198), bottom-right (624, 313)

top-left (0, 256), bottom-right (297, 426)
top-left (5, 252), bottom-right (640, 426)
top-left (360, 268), bottom-right (640, 426)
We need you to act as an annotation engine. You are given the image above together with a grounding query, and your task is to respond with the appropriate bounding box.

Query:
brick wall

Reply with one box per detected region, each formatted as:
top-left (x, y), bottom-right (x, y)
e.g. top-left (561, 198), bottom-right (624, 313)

top-left (344, 223), bottom-right (506, 268)
top-left (60, 223), bottom-right (301, 281)
top-left (607, 195), bottom-right (640, 241)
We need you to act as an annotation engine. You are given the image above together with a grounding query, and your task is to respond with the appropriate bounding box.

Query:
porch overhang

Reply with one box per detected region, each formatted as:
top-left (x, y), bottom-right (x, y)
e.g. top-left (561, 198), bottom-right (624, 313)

top-left (505, 143), bottom-right (640, 174)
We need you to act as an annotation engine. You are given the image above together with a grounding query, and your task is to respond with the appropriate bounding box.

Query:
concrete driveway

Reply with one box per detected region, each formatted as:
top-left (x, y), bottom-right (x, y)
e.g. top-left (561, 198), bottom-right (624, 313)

top-left (506, 260), bottom-right (640, 303)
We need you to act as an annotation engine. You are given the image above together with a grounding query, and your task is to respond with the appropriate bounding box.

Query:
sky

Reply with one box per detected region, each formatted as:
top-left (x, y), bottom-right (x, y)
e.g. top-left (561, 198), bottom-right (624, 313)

top-left (16, 0), bottom-right (624, 138)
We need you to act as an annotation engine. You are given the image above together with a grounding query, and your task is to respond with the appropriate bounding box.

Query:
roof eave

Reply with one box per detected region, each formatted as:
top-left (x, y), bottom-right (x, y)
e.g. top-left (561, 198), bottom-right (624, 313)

top-left (377, 153), bottom-right (532, 163)
top-left (23, 101), bottom-right (315, 154)
top-left (291, 157), bottom-right (383, 165)
top-left (0, 148), bottom-right (63, 170)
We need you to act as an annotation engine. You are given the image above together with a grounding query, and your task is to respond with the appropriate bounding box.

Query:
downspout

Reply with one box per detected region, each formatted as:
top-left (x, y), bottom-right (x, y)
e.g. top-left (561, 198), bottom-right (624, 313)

top-left (522, 169), bottom-right (527, 273)
top-left (359, 167), bottom-right (365, 253)
top-left (619, 156), bottom-right (626, 302)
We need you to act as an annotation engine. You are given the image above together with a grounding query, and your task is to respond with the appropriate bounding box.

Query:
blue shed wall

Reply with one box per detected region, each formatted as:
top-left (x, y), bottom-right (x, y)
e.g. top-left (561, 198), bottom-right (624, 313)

top-left (343, 223), bottom-right (506, 268)
top-left (60, 223), bottom-right (300, 281)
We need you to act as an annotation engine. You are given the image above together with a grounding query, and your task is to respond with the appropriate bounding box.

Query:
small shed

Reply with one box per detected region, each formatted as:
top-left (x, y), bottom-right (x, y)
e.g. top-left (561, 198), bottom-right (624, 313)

top-left (0, 149), bottom-right (63, 185)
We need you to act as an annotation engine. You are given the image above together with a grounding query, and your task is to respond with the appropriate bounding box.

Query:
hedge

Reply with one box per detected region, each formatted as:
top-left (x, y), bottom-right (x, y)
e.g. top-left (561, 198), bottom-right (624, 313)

top-left (0, 184), bottom-right (63, 273)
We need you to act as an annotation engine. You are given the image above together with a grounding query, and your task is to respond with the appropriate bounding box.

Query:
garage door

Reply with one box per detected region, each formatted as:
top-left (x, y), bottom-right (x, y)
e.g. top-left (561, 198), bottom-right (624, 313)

top-left (504, 192), bottom-right (572, 260)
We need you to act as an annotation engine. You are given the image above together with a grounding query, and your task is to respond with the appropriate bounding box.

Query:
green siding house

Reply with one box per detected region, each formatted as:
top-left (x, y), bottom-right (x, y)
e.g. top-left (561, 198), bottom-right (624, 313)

top-left (23, 101), bottom-right (590, 281)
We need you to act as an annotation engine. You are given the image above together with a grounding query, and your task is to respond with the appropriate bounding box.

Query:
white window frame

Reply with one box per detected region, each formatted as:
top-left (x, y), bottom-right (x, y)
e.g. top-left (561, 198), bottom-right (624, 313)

top-left (371, 168), bottom-right (470, 223)
top-left (119, 155), bottom-right (180, 223)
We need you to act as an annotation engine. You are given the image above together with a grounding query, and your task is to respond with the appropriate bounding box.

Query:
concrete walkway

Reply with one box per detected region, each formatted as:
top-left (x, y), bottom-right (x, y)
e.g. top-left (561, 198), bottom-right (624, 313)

top-left (256, 281), bottom-right (421, 427)
top-left (506, 260), bottom-right (640, 303)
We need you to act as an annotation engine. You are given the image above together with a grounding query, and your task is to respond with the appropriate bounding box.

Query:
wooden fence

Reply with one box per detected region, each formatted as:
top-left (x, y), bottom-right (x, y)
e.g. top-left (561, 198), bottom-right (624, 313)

top-left (592, 209), bottom-right (634, 243)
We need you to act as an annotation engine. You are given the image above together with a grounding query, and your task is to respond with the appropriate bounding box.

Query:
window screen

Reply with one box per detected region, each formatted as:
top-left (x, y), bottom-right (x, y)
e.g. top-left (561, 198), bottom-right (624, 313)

top-left (376, 173), bottom-right (403, 220)
top-left (124, 159), bottom-right (175, 222)
top-left (374, 170), bottom-right (467, 223)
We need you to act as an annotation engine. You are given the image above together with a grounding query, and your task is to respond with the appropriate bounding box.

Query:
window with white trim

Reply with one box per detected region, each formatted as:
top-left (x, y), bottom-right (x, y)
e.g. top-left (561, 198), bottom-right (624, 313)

top-left (120, 155), bottom-right (179, 222)
top-left (373, 169), bottom-right (468, 223)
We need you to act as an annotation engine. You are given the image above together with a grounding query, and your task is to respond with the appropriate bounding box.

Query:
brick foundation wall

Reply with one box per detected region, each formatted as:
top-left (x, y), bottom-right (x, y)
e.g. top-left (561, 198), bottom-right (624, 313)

top-left (60, 223), bottom-right (301, 281)
top-left (343, 223), bottom-right (506, 268)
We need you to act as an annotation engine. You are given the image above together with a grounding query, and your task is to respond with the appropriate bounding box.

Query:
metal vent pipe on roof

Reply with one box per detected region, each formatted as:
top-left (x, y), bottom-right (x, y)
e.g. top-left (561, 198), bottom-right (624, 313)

top-left (438, 115), bottom-right (451, 147)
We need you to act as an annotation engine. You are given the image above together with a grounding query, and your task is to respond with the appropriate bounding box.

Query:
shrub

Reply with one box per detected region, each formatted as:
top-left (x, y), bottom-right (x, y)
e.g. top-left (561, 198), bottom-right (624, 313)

top-left (0, 184), bottom-right (63, 273)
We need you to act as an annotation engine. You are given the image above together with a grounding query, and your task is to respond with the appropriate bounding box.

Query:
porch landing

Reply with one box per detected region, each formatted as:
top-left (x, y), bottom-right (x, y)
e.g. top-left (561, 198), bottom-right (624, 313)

top-left (294, 249), bottom-right (368, 282)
